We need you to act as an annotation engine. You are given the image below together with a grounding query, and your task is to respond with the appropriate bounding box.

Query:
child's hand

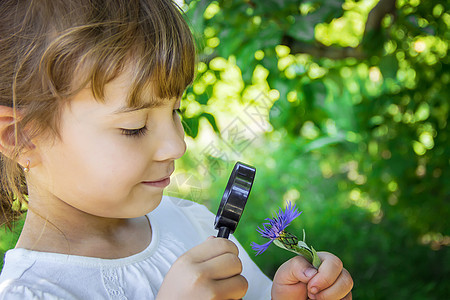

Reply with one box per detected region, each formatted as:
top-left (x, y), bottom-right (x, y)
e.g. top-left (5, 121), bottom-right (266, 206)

top-left (272, 252), bottom-right (353, 300)
top-left (156, 237), bottom-right (248, 300)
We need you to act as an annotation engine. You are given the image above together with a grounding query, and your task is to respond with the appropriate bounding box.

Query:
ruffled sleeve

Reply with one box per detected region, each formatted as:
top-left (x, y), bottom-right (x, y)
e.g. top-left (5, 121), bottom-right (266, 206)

top-left (165, 196), bottom-right (273, 299)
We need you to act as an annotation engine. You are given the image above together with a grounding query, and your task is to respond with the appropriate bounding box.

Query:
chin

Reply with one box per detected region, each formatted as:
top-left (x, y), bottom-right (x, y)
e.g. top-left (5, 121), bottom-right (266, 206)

top-left (139, 193), bottom-right (164, 216)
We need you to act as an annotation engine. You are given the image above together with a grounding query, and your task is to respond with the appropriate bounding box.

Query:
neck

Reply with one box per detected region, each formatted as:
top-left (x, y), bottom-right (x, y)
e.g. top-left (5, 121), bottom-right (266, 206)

top-left (16, 190), bottom-right (152, 259)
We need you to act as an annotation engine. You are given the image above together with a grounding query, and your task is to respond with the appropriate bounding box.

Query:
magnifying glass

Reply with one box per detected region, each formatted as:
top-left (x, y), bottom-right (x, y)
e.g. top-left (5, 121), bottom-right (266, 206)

top-left (214, 162), bottom-right (256, 239)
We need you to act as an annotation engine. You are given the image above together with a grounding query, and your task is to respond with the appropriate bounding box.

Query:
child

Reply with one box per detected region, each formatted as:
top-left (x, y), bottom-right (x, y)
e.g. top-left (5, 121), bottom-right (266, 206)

top-left (0, 0), bottom-right (353, 299)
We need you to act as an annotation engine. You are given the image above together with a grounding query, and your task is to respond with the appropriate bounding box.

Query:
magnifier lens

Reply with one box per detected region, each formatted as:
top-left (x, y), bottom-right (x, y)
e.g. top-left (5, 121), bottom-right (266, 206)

top-left (214, 162), bottom-right (255, 238)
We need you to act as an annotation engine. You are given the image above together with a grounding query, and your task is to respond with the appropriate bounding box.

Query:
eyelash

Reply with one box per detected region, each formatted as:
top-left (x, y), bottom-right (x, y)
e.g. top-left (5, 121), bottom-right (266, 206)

top-left (121, 109), bottom-right (182, 138)
top-left (121, 126), bottom-right (148, 138)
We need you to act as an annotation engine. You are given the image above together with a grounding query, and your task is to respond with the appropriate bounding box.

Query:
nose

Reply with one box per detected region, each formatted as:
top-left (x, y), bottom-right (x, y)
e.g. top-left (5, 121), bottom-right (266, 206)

top-left (153, 117), bottom-right (186, 162)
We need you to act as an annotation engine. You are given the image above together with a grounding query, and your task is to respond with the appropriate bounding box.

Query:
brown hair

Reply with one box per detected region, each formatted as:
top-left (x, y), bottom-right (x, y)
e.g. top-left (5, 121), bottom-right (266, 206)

top-left (0, 0), bottom-right (196, 228)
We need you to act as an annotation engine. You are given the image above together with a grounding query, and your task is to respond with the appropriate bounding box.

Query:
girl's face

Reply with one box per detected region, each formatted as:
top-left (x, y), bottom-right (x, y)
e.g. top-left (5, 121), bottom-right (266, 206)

top-left (29, 69), bottom-right (186, 218)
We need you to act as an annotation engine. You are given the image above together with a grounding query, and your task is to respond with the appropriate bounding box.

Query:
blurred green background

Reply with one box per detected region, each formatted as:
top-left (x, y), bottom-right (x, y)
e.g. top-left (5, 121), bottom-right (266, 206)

top-left (1, 0), bottom-right (449, 298)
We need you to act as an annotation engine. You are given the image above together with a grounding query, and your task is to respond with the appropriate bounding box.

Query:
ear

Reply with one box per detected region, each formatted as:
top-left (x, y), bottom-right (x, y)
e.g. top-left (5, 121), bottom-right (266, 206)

top-left (0, 106), bottom-right (18, 154)
top-left (0, 105), bottom-right (38, 168)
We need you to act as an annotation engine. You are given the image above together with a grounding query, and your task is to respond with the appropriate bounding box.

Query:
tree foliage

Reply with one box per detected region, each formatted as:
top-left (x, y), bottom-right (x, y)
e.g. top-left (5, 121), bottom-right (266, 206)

top-left (178, 0), bottom-right (449, 298)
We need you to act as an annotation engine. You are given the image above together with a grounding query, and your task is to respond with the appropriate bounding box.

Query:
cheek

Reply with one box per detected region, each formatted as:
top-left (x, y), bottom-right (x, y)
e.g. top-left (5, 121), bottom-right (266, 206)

top-left (81, 140), bottom-right (149, 188)
top-left (43, 134), bottom-right (148, 193)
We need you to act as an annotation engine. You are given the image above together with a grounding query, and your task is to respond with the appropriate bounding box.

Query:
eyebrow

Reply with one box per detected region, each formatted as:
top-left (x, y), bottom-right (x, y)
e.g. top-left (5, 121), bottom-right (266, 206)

top-left (112, 103), bottom-right (155, 114)
top-left (111, 97), bottom-right (180, 115)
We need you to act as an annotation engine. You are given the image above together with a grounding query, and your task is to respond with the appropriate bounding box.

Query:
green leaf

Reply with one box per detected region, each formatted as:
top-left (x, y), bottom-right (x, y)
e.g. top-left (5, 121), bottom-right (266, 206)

top-left (311, 246), bottom-right (322, 269)
top-left (217, 27), bottom-right (247, 58)
top-left (274, 239), bottom-right (314, 263)
top-left (301, 134), bottom-right (347, 153)
top-left (185, 0), bottom-right (209, 33)
top-left (286, 0), bottom-right (344, 42)
top-left (200, 112), bottom-right (220, 134)
top-left (379, 55), bottom-right (399, 79)
top-left (287, 15), bottom-right (319, 42)
top-left (257, 21), bottom-right (282, 49)
top-left (196, 93), bottom-right (210, 105)
top-left (182, 116), bottom-right (199, 138)
top-left (273, 237), bottom-right (322, 269)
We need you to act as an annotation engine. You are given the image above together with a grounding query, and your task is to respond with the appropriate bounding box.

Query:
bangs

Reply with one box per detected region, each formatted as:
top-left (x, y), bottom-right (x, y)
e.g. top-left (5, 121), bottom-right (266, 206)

top-left (41, 0), bottom-right (195, 107)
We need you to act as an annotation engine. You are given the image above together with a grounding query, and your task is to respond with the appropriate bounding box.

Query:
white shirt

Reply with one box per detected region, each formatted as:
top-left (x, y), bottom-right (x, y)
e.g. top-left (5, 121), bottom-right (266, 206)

top-left (0, 196), bottom-right (272, 299)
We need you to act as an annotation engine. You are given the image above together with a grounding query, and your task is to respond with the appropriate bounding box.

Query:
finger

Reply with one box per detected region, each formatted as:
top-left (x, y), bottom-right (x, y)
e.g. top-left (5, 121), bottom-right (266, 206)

top-left (274, 255), bottom-right (318, 285)
top-left (309, 268), bottom-right (353, 300)
top-left (272, 281), bottom-right (308, 300)
top-left (272, 256), bottom-right (318, 299)
top-left (307, 252), bottom-right (343, 295)
top-left (184, 238), bottom-right (239, 263)
top-left (214, 275), bottom-right (249, 300)
top-left (200, 252), bottom-right (243, 279)
top-left (342, 291), bottom-right (352, 300)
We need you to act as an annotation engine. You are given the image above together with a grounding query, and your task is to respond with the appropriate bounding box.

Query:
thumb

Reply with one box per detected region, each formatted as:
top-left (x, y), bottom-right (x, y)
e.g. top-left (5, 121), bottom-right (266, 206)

top-left (272, 256), bottom-right (318, 300)
top-left (274, 256), bottom-right (318, 285)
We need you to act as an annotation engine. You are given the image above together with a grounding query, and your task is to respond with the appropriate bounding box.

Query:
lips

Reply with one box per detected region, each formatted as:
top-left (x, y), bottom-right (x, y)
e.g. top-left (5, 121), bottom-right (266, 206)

top-left (144, 175), bottom-right (170, 182)
top-left (142, 170), bottom-right (173, 188)
top-left (142, 177), bottom-right (171, 188)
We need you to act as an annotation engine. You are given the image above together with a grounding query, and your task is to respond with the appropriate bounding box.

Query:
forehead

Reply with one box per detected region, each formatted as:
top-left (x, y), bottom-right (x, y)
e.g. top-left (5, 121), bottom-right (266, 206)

top-left (106, 68), bottom-right (170, 109)
top-left (82, 64), bottom-right (173, 111)
top-left (67, 69), bottom-right (173, 119)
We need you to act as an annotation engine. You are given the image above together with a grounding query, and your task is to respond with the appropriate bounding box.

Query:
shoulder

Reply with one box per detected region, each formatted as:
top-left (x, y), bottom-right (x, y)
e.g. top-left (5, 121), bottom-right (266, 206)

top-left (0, 249), bottom-right (99, 300)
top-left (0, 251), bottom-right (77, 300)
top-left (0, 279), bottom-right (76, 300)
top-left (158, 196), bottom-right (213, 215)
top-left (151, 196), bottom-right (217, 241)
top-left (155, 196), bottom-right (215, 229)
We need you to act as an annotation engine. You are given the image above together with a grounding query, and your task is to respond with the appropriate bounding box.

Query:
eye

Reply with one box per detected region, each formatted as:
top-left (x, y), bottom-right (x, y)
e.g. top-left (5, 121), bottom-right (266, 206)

top-left (173, 108), bottom-right (182, 116)
top-left (120, 125), bottom-right (148, 138)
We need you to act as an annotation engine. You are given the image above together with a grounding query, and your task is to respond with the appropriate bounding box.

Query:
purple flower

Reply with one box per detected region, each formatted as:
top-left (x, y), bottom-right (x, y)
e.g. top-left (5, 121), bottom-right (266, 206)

top-left (251, 201), bottom-right (302, 255)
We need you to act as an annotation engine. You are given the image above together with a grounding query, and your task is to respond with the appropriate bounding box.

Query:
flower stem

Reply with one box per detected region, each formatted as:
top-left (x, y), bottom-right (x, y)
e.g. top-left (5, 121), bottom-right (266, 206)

top-left (273, 231), bottom-right (322, 269)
